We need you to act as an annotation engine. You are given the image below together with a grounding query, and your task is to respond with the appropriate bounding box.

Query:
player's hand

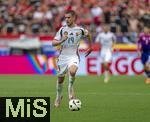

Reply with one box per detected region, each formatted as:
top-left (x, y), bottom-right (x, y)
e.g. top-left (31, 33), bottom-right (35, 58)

top-left (61, 33), bottom-right (68, 42)
top-left (85, 47), bottom-right (93, 57)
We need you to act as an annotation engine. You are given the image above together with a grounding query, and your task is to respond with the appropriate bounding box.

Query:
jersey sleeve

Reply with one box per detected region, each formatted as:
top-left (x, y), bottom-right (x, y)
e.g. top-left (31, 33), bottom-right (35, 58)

top-left (138, 33), bottom-right (143, 43)
top-left (137, 34), bottom-right (142, 51)
top-left (112, 33), bottom-right (116, 42)
top-left (54, 27), bottom-right (63, 41)
top-left (80, 28), bottom-right (89, 37)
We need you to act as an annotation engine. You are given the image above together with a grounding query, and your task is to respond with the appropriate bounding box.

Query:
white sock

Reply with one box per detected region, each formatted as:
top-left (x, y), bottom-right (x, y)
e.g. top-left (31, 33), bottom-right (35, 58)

top-left (68, 76), bottom-right (75, 99)
top-left (56, 81), bottom-right (63, 100)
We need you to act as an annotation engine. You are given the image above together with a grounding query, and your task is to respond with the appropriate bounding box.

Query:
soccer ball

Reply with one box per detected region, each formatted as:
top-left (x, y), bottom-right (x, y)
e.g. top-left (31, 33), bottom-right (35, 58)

top-left (69, 99), bottom-right (82, 111)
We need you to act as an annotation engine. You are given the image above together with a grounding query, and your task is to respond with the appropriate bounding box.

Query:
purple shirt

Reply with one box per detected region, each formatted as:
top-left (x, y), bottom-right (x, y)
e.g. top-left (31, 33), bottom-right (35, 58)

top-left (138, 33), bottom-right (150, 52)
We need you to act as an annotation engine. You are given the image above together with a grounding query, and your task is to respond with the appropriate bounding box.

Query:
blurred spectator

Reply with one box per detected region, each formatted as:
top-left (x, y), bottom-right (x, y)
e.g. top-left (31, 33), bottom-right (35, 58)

top-left (0, 0), bottom-right (149, 44)
top-left (91, 3), bottom-right (103, 25)
top-left (110, 15), bottom-right (118, 33)
top-left (5, 15), bottom-right (15, 34)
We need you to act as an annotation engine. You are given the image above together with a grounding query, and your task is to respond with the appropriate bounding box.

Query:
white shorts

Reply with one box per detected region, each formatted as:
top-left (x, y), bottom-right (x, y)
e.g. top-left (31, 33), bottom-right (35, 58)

top-left (57, 56), bottom-right (79, 77)
top-left (100, 49), bottom-right (112, 63)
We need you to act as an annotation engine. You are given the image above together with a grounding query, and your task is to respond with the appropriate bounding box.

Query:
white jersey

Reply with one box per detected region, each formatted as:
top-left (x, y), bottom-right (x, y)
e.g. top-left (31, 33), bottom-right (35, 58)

top-left (96, 31), bottom-right (116, 63)
top-left (54, 25), bottom-right (88, 57)
top-left (54, 25), bottom-right (88, 76)
top-left (95, 32), bottom-right (116, 50)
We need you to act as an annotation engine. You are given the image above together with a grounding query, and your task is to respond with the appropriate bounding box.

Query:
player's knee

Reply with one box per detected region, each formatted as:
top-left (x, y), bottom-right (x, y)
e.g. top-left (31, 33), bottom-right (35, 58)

top-left (105, 66), bottom-right (109, 70)
top-left (103, 63), bottom-right (109, 70)
top-left (69, 68), bottom-right (77, 77)
top-left (70, 70), bottom-right (76, 77)
top-left (69, 65), bottom-right (78, 77)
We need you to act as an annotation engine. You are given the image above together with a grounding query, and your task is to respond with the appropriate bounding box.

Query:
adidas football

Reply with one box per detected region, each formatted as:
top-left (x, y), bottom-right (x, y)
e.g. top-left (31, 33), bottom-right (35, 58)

top-left (69, 99), bottom-right (82, 111)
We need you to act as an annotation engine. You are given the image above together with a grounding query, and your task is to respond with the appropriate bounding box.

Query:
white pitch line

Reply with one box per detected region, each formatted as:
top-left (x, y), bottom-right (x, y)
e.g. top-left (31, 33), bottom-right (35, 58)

top-left (1, 92), bottom-right (150, 96)
top-left (76, 92), bottom-right (150, 96)
top-left (48, 92), bottom-right (150, 96)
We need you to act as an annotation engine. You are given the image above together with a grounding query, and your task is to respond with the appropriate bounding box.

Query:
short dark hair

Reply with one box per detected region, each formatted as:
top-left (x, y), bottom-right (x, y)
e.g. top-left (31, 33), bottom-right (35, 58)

top-left (65, 10), bottom-right (77, 17)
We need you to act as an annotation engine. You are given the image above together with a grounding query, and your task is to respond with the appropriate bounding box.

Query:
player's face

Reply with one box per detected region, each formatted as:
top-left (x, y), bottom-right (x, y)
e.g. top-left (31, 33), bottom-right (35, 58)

top-left (103, 25), bottom-right (110, 32)
top-left (65, 13), bottom-right (75, 26)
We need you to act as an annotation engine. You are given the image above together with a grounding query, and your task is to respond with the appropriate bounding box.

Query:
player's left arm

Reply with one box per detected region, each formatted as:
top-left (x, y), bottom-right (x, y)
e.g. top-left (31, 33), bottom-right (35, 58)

top-left (112, 34), bottom-right (116, 52)
top-left (85, 32), bottom-right (93, 57)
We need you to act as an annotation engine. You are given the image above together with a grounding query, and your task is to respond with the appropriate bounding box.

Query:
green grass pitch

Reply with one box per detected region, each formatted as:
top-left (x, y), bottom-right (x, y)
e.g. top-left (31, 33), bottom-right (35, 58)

top-left (0, 75), bottom-right (150, 122)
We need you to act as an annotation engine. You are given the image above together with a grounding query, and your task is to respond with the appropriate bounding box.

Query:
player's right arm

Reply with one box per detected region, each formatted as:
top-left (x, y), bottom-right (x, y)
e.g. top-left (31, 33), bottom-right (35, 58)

top-left (137, 34), bottom-right (142, 57)
top-left (137, 35), bottom-right (142, 57)
top-left (112, 33), bottom-right (116, 52)
top-left (95, 33), bottom-right (101, 55)
top-left (52, 27), bottom-right (68, 46)
top-left (52, 34), bottom-right (68, 46)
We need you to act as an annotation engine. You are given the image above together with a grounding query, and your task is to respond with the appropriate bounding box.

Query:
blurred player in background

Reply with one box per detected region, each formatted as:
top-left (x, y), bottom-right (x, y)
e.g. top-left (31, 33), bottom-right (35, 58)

top-left (52, 10), bottom-right (92, 107)
top-left (95, 24), bottom-right (116, 83)
top-left (137, 26), bottom-right (150, 84)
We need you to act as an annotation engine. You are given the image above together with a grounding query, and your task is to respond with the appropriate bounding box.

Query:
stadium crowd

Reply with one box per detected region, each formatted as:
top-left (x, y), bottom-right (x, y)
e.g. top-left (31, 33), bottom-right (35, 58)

top-left (0, 0), bottom-right (149, 43)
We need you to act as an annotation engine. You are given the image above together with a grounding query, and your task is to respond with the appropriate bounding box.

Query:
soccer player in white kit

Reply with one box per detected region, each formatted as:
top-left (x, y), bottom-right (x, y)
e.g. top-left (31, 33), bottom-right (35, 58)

top-left (52, 10), bottom-right (92, 107)
top-left (95, 24), bottom-right (116, 83)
